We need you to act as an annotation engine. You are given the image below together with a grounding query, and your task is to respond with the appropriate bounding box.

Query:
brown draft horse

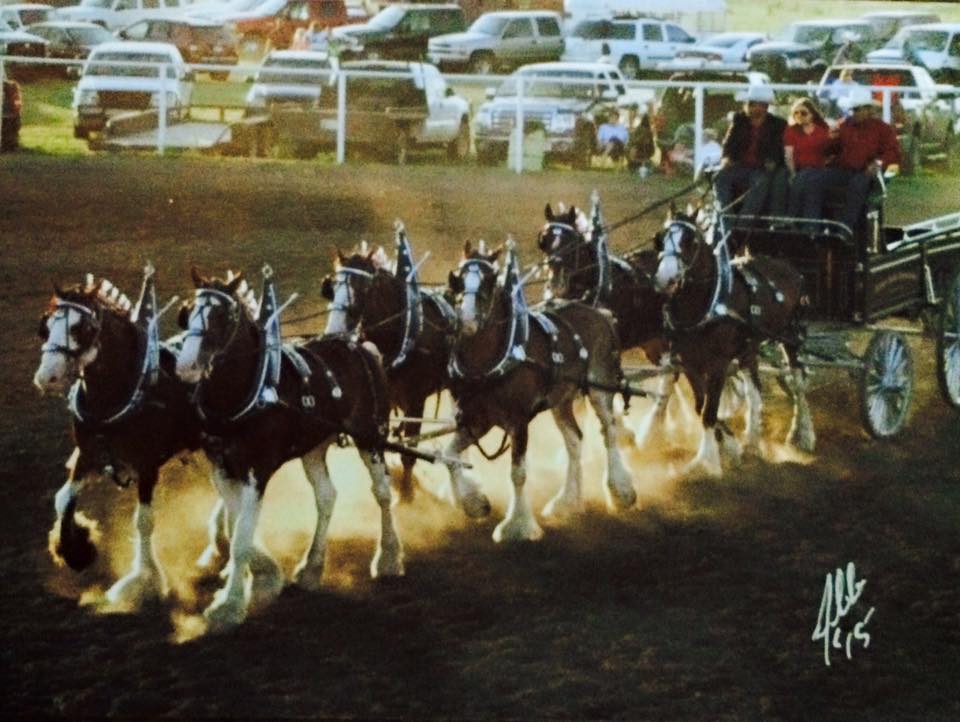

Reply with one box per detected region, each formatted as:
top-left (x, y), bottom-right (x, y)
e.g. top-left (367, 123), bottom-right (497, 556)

top-left (652, 209), bottom-right (814, 476)
top-left (33, 268), bottom-right (210, 609)
top-left (444, 240), bottom-right (637, 542)
top-left (321, 226), bottom-right (484, 513)
top-left (175, 267), bottom-right (402, 630)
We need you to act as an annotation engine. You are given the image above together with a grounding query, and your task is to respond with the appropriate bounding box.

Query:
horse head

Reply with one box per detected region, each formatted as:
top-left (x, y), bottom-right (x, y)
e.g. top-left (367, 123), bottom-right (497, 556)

top-left (321, 244), bottom-right (384, 336)
top-left (175, 267), bottom-right (253, 384)
top-left (34, 277), bottom-right (132, 394)
top-left (653, 206), bottom-right (705, 295)
top-left (447, 239), bottom-right (502, 337)
top-left (539, 202), bottom-right (596, 300)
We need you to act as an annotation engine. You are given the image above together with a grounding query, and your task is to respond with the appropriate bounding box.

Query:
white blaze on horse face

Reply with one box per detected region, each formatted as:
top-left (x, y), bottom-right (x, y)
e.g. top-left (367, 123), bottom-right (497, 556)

top-left (176, 298), bottom-right (213, 383)
top-left (458, 265), bottom-right (483, 336)
top-left (654, 226), bottom-right (684, 293)
top-left (324, 273), bottom-right (352, 336)
top-left (33, 308), bottom-right (94, 393)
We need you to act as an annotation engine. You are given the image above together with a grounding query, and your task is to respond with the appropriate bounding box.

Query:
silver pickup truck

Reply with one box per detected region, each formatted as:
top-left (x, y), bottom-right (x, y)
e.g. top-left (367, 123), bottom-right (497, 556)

top-left (271, 60), bottom-right (471, 162)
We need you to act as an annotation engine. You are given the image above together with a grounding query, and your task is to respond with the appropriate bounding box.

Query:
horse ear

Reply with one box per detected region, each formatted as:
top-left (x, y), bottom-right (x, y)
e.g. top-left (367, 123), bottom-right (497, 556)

top-left (190, 266), bottom-right (205, 288)
top-left (490, 245), bottom-right (503, 263)
top-left (335, 249), bottom-right (346, 266)
top-left (320, 276), bottom-right (334, 301)
top-left (545, 203), bottom-right (554, 221)
top-left (226, 272), bottom-right (244, 294)
top-left (462, 240), bottom-right (472, 258)
top-left (177, 302), bottom-right (190, 330)
top-left (447, 270), bottom-right (463, 295)
top-left (685, 202), bottom-right (695, 217)
top-left (52, 281), bottom-right (64, 298)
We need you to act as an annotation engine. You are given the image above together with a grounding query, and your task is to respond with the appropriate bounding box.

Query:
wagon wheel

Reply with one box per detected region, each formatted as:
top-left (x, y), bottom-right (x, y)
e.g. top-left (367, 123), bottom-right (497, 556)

top-left (859, 330), bottom-right (913, 438)
top-left (936, 271), bottom-right (960, 408)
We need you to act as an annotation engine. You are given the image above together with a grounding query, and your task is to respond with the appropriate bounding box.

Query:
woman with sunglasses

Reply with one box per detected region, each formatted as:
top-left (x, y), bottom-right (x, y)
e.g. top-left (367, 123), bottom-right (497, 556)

top-left (784, 98), bottom-right (833, 223)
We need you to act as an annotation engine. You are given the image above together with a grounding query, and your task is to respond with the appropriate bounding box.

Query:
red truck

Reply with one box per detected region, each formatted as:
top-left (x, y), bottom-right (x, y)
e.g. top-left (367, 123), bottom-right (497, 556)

top-left (232, 0), bottom-right (350, 57)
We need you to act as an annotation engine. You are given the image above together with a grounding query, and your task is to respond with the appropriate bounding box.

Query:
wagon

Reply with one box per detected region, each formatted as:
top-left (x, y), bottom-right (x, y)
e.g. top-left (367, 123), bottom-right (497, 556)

top-left (730, 188), bottom-right (960, 438)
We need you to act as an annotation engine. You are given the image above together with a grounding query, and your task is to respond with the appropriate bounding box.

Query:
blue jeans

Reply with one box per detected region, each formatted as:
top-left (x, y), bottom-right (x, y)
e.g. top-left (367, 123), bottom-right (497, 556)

top-left (816, 167), bottom-right (872, 232)
top-left (788, 167), bottom-right (828, 220)
top-left (715, 164), bottom-right (788, 234)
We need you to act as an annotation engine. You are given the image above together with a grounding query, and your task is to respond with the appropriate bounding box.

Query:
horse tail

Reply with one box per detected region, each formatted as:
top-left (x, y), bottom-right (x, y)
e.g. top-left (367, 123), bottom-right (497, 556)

top-left (48, 497), bottom-right (99, 571)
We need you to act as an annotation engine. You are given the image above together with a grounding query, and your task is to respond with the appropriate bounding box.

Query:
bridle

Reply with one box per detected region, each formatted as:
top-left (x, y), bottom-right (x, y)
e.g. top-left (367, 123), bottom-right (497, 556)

top-left (328, 266), bottom-right (374, 331)
top-left (658, 219), bottom-right (703, 289)
top-left (184, 288), bottom-right (243, 368)
top-left (455, 257), bottom-right (498, 330)
top-left (40, 300), bottom-right (102, 362)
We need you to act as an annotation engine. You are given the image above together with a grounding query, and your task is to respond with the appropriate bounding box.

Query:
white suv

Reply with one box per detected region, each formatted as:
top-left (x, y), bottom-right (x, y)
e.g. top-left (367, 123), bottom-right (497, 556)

top-left (561, 16), bottom-right (696, 79)
top-left (59, 0), bottom-right (188, 31)
top-left (72, 40), bottom-right (194, 139)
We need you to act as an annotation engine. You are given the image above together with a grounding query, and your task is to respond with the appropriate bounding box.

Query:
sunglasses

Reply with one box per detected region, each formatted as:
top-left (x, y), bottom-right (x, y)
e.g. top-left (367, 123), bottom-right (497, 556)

top-left (793, 109), bottom-right (811, 117)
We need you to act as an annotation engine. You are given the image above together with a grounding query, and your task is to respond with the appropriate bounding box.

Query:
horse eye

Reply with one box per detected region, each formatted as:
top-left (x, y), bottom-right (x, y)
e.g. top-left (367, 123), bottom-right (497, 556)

top-left (75, 321), bottom-right (96, 348)
top-left (447, 270), bottom-right (463, 295)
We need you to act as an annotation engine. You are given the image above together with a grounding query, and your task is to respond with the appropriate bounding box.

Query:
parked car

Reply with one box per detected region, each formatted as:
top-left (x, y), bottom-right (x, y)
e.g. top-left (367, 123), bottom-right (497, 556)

top-left (817, 63), bottom-right (959, 174)
top-left (899, 23), bottom-right (960, 84)
top-left (244, 48), bottom-right (335, 115)
top-left (72, 40), bottom-right (194, 139)
top-left (426, 10), bottom-right (563, 75)
top-left (25, 20), bottom-right (112, 75)
top-left (116, 15), bottom-right (239, 79)
top-left (561, 15), bottom-right (696, 80)
top-left (58, 0), bottom-right (188, 31)
top-left (656, 31), bottom-right (766, 72)
top-left (231, 0), bottom-right (348, 58)
top-left (1, 77), bottom-right (21, 151)
top-left (269, 59), bottom-right (471, 162)
top-left (0, 3), bottom-right (58, 30)
top-left (747, 19), bottom-right (877, 83)
top-left (859, 10), bottom-right (940, 45)
top-left (332, 3), bottom-right (466, 61)
top-left (0, 17), bottom-right (47, 78)
top-left (473, 61), bottom-right (650, 168)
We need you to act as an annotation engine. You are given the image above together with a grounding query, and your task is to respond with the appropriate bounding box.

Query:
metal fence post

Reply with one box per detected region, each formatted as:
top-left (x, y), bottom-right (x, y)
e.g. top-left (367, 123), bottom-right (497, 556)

top-left (512, 74), bottom-right (525, 174)
top-left (157, 62), bottom-right (167, 156)
top-left (336, 68), bottom-right (346, 165)
top-left (881, 87), bottom-right (892, 124)
top-left (0, 58), bottom-right (5, 152)
top-left (693, 83), bottom-right (704, 174)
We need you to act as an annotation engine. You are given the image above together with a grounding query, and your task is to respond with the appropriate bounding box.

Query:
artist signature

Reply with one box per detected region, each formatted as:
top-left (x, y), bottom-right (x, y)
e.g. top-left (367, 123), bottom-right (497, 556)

top-left (812, 562), bottom-right (875, 667)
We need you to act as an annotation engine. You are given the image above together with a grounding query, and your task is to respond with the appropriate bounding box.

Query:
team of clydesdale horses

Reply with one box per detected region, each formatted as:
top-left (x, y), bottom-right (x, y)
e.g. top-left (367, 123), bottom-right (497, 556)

top-left (32, 196), bottom-right (811, 630)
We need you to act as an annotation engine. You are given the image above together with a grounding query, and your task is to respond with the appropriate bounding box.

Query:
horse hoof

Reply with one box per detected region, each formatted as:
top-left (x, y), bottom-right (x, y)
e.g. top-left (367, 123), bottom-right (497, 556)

top-left (492, 519), bottom-right (544, 544)
top-left (203, 595), bottom-right (247, 632)
top-left (105, 572), bottom-right (165, 609)
top-left (788, 429), bottom-right (816, 453)
top-left (541, 494), bottom-right (584, 520)
top-left (462, 492), bottom-right (492, 519)
top-left (679, 459), bottom-right (722, 480)
top-left (370, 551), bottom-right (405, 579)
top-left (292, 564), bottom-right (325, 591)
top-left (608, 485), bottom-right (637, 511)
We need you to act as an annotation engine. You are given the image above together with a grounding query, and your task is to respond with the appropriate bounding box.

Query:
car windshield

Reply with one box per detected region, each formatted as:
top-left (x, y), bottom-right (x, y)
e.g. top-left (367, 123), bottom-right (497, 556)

top-left (569, 20), bottom-right (608, 40)
top-left (777, 24), bottom-right (832, 45)
top-left (66, 25), bottom-right (114, 44)
top-left (701, 34), bottom-right (746, 48)
top-left (257, 57), bottom-right (331, 84)
top-left (86, 51), bottom-right (178, 77)
top-left (882, 28), bottom-right (910, 49)
top-left (497, 69), bottom-right (597, 99)
top-left (367, 5), bottom-right (404, 30)
top-left (905, 30), bottom-right (948, 52)
top-left (79, 0), bottom-right (111, 8)
top-left (470, 15), bottom-right (508, 36)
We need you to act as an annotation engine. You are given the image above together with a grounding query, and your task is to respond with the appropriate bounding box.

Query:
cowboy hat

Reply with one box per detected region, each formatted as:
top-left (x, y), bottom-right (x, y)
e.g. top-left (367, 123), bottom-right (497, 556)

top-left (735, 84), bottom-right (775, 104)
top-left (840, 86), bottom-right (880, 110)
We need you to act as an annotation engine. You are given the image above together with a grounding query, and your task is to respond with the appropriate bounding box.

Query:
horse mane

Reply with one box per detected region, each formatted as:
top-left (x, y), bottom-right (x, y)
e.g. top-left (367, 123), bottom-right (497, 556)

top-left (88, 276), bottom-right (133, 317)
top-left (223, 271), bottom-right (259, 321)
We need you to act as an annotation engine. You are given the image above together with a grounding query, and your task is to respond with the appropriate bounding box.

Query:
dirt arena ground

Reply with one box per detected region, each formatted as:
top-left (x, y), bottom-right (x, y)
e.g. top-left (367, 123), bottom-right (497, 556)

top-left (2, 156), bottom-right (959, 720)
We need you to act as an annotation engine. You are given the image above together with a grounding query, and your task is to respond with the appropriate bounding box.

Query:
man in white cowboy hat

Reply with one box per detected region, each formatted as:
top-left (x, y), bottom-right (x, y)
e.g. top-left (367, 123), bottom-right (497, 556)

top-left (817, 86), bottom-right (900, 232)
top-left (714, 82), bottom-right (788, 233)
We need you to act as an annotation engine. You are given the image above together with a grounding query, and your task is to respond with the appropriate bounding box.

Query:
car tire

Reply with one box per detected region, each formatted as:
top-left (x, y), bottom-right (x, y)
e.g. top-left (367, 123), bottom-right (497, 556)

top-left (619, 56), bottom-right (640, 80)
top-left (469, 51), bottom-right (494, 75)
top-left (447, 118), bottom-right (470, 162)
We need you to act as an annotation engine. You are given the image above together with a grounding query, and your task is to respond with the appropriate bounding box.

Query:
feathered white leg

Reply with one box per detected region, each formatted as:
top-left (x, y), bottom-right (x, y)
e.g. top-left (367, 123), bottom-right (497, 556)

top-left (542, 401), bottom-right (585, 519)
top-left (105, 502), bottom-right (167, 608)
top-left (443, 429), bottom-right (491, 519)
top-left (361, 449), bottom-right (405, 578)
top-left (493, 428), bottom-right (543, 543)
top-left (293, 441), bottom-right (337, 590)
top-left (590, 390), bottom-right (638, 510)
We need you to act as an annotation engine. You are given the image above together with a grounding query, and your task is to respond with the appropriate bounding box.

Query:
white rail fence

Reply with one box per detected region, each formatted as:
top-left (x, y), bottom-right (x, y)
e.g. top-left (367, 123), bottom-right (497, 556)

top-left (2, 54), bottom-right (958, 172)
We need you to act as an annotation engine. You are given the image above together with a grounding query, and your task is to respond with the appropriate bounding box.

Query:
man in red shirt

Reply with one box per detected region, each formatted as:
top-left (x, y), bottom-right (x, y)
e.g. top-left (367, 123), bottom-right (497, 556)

top-left (819, 87), bottom-right (900, 232)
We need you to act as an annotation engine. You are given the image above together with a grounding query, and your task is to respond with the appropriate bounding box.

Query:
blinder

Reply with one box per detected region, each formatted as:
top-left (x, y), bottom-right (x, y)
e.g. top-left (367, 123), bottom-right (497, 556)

top-left (40, 301), bottom-right (101, 359)
top-left (320, 275), bottom-right (334, 301)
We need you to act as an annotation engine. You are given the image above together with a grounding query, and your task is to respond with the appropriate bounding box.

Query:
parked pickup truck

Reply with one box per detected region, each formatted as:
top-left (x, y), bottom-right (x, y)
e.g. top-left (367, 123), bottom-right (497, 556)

top-left (270, 59), bottom-right (471, 162)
